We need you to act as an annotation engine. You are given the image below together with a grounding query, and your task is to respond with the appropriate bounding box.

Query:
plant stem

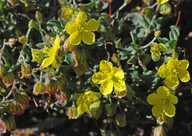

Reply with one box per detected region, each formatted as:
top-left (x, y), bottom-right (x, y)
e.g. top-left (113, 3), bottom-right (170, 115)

top-left (140, 37), bottom-right (157, 49)
top-left (0, 40), bottom-right (6, 64)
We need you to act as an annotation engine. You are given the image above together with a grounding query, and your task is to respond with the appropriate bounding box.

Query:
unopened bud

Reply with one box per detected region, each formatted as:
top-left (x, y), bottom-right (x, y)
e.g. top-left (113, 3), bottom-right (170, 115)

top-left (2, 112), bottom-right (16, 131)
top-left (0, 64), bottom-right (6, 78)
top-left (19, 36), bottom-right (26, 44)
top-left (14, 88), bottom-right (29, 107)
top-left (151, 126), bottom-right (166, 136)
top-left (57, 76), bottom-right (67, 90)
top-left (46, 79), bottom-right (58, 95)
top-left (2, 72), bottom-right (15, 88)
top-left (115, 110), bottom-right (127, 127)
top-left (28, 19), bottom-right (35, 28)
top-left (8, 38), bottom-right (17, 46)
top-left (55, 89), bottom-right (70, 104)
top-left (8, 100), bottom-right (24, 115)
top-left (111, 53), bottom-right (120, 63)
top-left (63, 38), bottom-right (76, 51)
top-left (35, 11), bottom-right (42, 21)
top-left (105, 103), bottom-right (118, 116)
top-left (21, 63), bottom-right (32, 79)
top-left (33, 81), bottom-right (45, 95)
top-left (99, 13), bottom-right (112, 26)
top-left (154, 31), bottom-right (161, 38)
top-left (67, 105), bottom-right (79, 119)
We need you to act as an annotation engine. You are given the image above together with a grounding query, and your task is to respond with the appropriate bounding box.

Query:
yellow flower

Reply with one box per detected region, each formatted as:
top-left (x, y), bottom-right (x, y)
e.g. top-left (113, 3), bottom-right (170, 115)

top-left (147, 86), bottom-right (178, 118)
top-left (31, 49), bottom-right (44, 64)
top-left (92, 60), bottom-right (126, 95)
top-left (157, 0), bottom-right (169, 5)
top-left (158, 57), bottom-right (190, 88)
top-left (74, 91), bottom-right (101, 115)
top-left (65, 11), bottom-right (100, 45)
top-left (40, 37), bottom-right (60, 68)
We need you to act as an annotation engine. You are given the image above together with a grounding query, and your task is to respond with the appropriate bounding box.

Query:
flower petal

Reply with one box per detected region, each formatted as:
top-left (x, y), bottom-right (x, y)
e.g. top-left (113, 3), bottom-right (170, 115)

top-left (156, 86), bottom-right (169, 97)
top-left (92, 72), bottom-right (108, 84)
top-left (82, 30), bottom-right (95, 45)
top-left (100, 80), bottom-right (113, 95)
top-left (100, 60), bottom-right (113, 73)
top-left (84, 19), bottom-right (100, 31)
top-left (41, 56), bottom-right (55, 68)
top-left (165, 75), bottom-right (179, 88)
top-left (178, 59), bottom-right (189, 69)
top-left (178, 69), bottom-right (191, 82)
top-left (164, 103), bottom-right (176, 117)
top-left (48, 37), bottom-right (60, 56)
top-left (78, 104), bottom-right (87, 115)
top-left (167, 57), bottom-right (178, 67)
top-left (65, 21), bottom-right (78, 34)
top-left (158, 64), bottom-right (167, 78)
top-left (75, 11), bottom-right (87, 26)
top-left (113, 77), bottom-right (126, 91)
top-left (147, 93), bottom-right (159, 105)
top-left (152, 105), bottom-right (163, 118)
top-left (167, 95), bottom-right (178, 104)
top-left (113, 67), bottom-right (125, 79)
top-left (69, 31), bottom-right (81, 45)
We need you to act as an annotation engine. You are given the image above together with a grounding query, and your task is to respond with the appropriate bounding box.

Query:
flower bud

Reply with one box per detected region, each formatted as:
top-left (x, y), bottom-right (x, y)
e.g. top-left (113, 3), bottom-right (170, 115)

top-left (0, 87), bottom-right (9, 96)
top-left (154, 31), bottom-right (161, 38)
top-left (105, 103), bottom-right (118, 116)
top-left (67, 105), bottom-right (79, 119)
top-left (19, 36), bottom-right (27, 44)
top-left (28, 19), bottom-right (35, 28)
top-left (14, 89), bottom-right (29, 107)
top-left (115, 110), bottom-right (127, 127)
top-left (8, 38), bottom-right (17, 46)
top-left (21, 63), bottom-right (32, 79)
top-left (35, 11), bottom-right (42, 21)
top-left (55, 89), bottom-right (70, 104)
top-left (46, 79), bottom-right (58, 95)
top-left (99, 13), bottom-right (112, 26)
top-left (63, 37), bottom-right (76, 51)
top-left (151, 126), bottom-right (166, 136)
top-left (57, 76), bottom-right (67, 90)
top-left (0, 64), bottom-right (6, 78)
top-left (2, 72), bottom-right (15, 88)
top-left (72, 50), bottom-right (89, 76)
top-left (33, 81), bottom-right (46, 95)
top-left (8, 100), bottom-right (24, 116)
top-left (2, 112), bottom-right (16, 131)
top-left (111, 53), bottom-right (120, 63)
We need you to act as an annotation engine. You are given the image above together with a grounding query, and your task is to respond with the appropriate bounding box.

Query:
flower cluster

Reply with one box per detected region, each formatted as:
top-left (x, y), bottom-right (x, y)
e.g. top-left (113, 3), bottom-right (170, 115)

top-left (74, 91), bottom-right (101, 115)
top-left (65, 11), bottom-right (100, 45)
top-left (92, 60), bottom-right (126, 95)
top-left (147, 86), bottom-right (178, 118)
top-left (158, 57), bottom-right (190, 88)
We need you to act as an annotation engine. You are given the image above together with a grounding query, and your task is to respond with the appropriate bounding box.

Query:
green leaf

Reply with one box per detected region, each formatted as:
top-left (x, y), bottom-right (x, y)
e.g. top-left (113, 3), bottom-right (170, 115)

top-left (160, 3), bottom-right (172, 15)
top-left (168, 40), bottom-right (177, 50)
top-left (158, 37), bottom-right (169, 44)
top-left (128, 13), bottom-right (147, 28)
top-left (169, 25), bottom-right (180, 41)
top-left (84, 1), bottom-right (96, 10)
top-left (36, 42), bottom-right (50, 48)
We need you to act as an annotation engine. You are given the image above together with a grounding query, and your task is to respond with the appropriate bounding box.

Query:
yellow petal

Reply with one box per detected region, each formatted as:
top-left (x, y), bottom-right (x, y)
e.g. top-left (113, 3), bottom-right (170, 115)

top-left (77, 104), bottom-right (86, 115)
top-left (178, 69), bottom-right (190, 82)
top-left (75, 11), bottom-right (87, 26)
top-left (100, 60), bottom-right (113, 73)
top-left (65, 21), bottom-right (78, 34)
top-left (167, 57), bottom-right (178, 67)
top-left (152, 105), bottom-right (163, 118)
top-left (113, 67), bottom-right (125, 79)
top-left (167, 95), bottom-right (178, 104)
top-left (69, 31), bottom-right (81, 45)
top-left (82, 30), bottom-right (95, 45)
top-left (113, 78), bottom-right (126, 91)
top-left (157, 0), bottom-right (169, 5)
top-left (100, 80), bottom-right (113, 95)
top-left (164, 103), bottom-right (175, 117)
top-left (92, 72), bottom-right (108, 84)
top-left (147, 93), bottom-right (159, 105)
top-left (48, 37), bottom-right (60, 56)
top-left (156, 86), bottom-right (169, 97)
top-left (178, 59), bottom-right (189, 69)
top-left (84, 19), bottom-right (100, 31)
top-left (158, 64), bottom-right (167, 78)
top-left (40, 56), bottom-right (55, 68)
top-left (165, 75), bottom-right (179, 88)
